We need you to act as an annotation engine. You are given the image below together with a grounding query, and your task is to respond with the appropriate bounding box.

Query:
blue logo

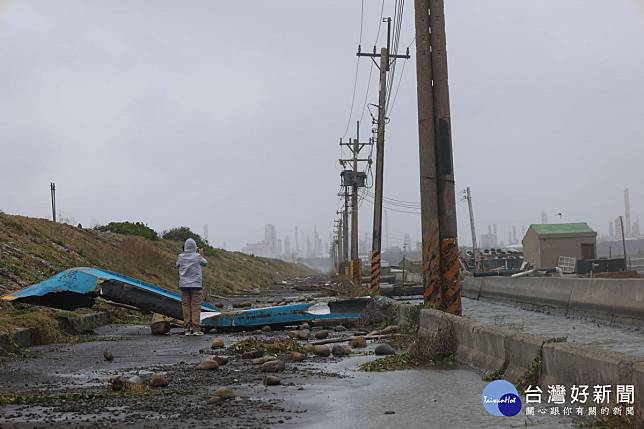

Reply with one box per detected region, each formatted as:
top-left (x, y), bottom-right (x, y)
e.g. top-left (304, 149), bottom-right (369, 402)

top-left (482, 380), bottom-right (522, 417)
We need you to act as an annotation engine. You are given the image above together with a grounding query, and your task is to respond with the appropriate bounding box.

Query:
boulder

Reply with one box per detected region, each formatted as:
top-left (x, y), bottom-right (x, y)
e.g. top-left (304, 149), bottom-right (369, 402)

top-left (303, 344), bottom-right (314, 353)
top-left (296, 329), bottom-right (310, 340)
top-left (103, 351), bottom-right (114, 362)
top-left (252, 356), bottom-right (277, 365)
top-left (299, 322), bottom-right (310, 330)
top-left (375, 343), bottom-right (396, 356)
top-left (332, 344), bottom-right (352, 357)
top-left (312, 345), bottom-right (331, 357)
top-left (214, 386), bottom-right (235, 399)
top-left (263, 375), bottom-right (281, 386)
top-left (351, 336), bottom-right (368, 348)
top-left (287, 330), bottom-right (299, 338)
top-left (314, 330), bottom-right (329, 340)
top-left (261, 360), bottom-right (286, 373)
top-left (261, 325), bottom-right (272, 332)
top-left (242, 350), bottom-right (263, 359)
top-left (150, 321), bottom-right (172, 335)
top-left (212, 356), bottom-right (229, 366)
top-left (149, 373), bottom-right (169, 388)
top-left (211, 338), bottom-right (225, 349)
top-left (334, 325), bottom-right (347, 332)
top-left (290, 351), bottom-right (306, 362)
top-left (196, 359), bottom-right (220, 370)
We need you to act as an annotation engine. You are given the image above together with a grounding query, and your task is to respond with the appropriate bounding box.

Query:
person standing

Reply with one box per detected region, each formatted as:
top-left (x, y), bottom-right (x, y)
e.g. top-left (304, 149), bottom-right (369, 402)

top-left (176, 238), bottom-right (208, 336)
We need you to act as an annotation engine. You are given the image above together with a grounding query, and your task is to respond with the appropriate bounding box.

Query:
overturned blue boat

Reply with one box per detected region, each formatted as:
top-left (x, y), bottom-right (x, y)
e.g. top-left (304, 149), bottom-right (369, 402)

top-left (1, 267), bottom-right (371, 330)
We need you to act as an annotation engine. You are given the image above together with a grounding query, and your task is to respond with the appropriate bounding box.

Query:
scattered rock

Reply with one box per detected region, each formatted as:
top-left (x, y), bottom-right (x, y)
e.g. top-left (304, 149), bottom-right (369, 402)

top-left (150, 321), bottom-right (172, 335)
top-left (374, 343), bottom-right (396, 356)
top-left (261, 360), bottom-right (286, 373)
top-left (312, 345), bottom-right (331, 357)
top-left (303, 344), bottom-right (314, 353)
top-left (296, 329), bottom-right (310, 340)
top-left (252, 356), bottom-right (277, 365)
top-left (368, 330), bottom-right (381, 336)
top-left (212, 356), bottom-right (229, 365)
top-left (239, 301), bottom-right (253, 308)
top-left (299, 322), bottom-right (310, 330)
top-left (196, 359), bottom-right (220, 370)
top-left (149, 373), bottom-right (169, 388)
top-left (333, 325), bottom-right (347, 332)
top-left (287, 330), bottom-right (298, 338)
top-left (332, 344), bottom-right (352, 357)
top-left (242, 350), bottom-right (264, 359)
top-left (261, 325), bottom-right (272, 332)
top-left (380, 325), bottom-right (400, 334)
top-left (263, 375), bottom-right (281, 386)
top-left (351, 336), bottom-right (368, 348)
top-left (290, 351), bottom-right (306, 362)
top-left (109, 376), bottom-right (127, 392)
top-left (314, 330), bottom-right (329, 340)
top-left (215, 386), bottom-right (235, 399)
top-left (103, 351), bottom-right (114, 362)
top-left (211, 338), bottom-right (225, 349)
top-left (209, 386), bottom-right (235, 403)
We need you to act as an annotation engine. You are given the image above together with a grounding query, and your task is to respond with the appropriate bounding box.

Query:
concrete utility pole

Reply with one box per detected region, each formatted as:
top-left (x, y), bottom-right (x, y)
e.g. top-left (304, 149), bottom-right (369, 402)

top-left (50, 182), bottom-right (57, 222)
top-left (343, 190), bottom-right (350, 268)
top-left (414, 0), bottom-right (461, 314)
top-left (357, 17), bottom-right (410, 294)
top-left (465, 187), bottom-right (479, 271)
top-left (620, 215), bottom-right (629, 271)
top-left (340, 121), bottom-right (373, 286)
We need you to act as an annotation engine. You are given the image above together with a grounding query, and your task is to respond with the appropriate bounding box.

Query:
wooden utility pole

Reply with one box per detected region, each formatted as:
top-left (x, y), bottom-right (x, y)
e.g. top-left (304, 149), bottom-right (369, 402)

top-left (414, 0), bottom-right (461, 314)
top-left (358, 17), bottom-right (410, 294)
top-left (50, 182), bottom-right (57, 222)
top-left (465, 187), bottom-right (479, 271)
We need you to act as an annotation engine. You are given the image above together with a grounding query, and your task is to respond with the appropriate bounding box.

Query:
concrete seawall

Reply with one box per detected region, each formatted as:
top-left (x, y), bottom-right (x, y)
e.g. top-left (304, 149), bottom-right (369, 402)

top-left (463, 276), bottom-right (644, 326)
top-left (412, 307), bottom-right (644, 411)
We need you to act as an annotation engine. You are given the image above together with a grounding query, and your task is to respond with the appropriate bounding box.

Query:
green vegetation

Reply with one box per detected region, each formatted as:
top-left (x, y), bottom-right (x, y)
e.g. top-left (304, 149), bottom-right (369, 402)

top-left (0, 308), bottom-right (64, 345)
top-left (516, 357), bottom-right (543, 391)
top-left (161, 226), bottom-right (215, 255)
top-left (0, 392), bottom-right (104, 405)
top-left (544, 336), bottom-right (568, 344)
top-left (360, 352), bottom-right (417, 372)
top-left (97, 221), bottom-right (159, 241)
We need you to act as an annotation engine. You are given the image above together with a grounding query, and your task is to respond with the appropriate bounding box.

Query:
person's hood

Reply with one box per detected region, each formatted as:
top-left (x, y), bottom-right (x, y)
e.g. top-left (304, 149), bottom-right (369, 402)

top-left (184, 238), bottom-right (197, 253)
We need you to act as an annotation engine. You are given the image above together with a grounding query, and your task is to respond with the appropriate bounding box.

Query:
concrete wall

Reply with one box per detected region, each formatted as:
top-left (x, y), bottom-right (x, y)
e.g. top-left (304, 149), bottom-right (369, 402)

top-left (463, 276), bottom-right (644, 326)
top-left (414, 308), bottom-right (644, 411)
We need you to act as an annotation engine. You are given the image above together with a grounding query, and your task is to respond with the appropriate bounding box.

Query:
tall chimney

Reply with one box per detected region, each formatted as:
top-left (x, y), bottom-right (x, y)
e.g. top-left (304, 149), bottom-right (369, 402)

top-left (625, 188), bottom-right (632, 238)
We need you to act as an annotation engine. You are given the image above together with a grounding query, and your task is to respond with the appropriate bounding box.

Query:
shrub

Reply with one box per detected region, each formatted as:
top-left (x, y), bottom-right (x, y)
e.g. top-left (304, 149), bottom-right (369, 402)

top-left (97, 222), bottom-right (159, 241)
top-left (161, 226), bottom-right (215, 256)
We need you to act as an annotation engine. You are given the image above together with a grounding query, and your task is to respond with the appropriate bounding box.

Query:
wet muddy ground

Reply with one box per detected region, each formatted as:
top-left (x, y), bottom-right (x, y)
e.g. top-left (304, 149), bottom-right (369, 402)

top-left (0, 321), bottom-right (574, 428)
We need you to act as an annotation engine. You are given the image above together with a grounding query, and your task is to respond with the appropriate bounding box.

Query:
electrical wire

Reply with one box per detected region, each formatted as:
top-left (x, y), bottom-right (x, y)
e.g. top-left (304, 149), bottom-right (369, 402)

top-left (341, 0), bottom-right (366, 139)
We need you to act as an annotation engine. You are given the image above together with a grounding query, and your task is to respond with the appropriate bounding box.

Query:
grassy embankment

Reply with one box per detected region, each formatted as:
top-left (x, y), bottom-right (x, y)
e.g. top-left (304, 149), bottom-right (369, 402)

top-left (0, 213), bottom-right (313, 345)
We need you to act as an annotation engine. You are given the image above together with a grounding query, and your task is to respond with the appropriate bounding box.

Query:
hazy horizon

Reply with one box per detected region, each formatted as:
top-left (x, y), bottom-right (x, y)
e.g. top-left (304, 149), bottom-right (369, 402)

top-left (1, 0), bottom-right (643, 251)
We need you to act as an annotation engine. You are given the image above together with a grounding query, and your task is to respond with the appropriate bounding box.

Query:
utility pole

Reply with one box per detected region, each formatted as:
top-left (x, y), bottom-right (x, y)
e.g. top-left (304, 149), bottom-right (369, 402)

top-left (50, 182), bottom-right (57, 222)
top-left (343, 189), bottom-right (349, 270)
top-left (414, 0), bottom-right (461, 314)
top-left (358, 17), bottom-right (410, 294)
top-left (340, 121), bottom-right (373, 286)
top-left (465, 187), bottom-right (479, 271)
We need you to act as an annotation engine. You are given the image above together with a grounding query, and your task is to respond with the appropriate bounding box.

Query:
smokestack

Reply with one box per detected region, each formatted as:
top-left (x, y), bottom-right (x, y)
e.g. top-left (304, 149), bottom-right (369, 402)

top-left (625, 188), bottom-right (632, 238)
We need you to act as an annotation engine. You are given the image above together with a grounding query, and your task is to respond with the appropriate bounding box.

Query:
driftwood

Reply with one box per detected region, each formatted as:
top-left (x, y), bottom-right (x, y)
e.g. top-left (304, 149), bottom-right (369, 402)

top-left (310, 333), bottom-right (401, 346)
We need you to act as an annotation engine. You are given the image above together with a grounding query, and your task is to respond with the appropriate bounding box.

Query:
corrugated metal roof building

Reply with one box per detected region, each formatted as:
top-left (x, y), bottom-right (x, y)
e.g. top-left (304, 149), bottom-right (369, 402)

top-left (522, 223), bottom-right (597, 269)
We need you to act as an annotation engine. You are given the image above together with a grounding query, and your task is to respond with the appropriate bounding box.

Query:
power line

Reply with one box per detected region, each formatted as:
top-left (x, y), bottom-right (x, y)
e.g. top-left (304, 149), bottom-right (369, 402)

top-left (341, 0), bottom-right (366, 138)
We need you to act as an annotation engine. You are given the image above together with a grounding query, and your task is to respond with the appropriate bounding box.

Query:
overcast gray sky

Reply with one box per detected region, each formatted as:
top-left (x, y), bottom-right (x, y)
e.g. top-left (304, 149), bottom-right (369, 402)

top-left (1, 0), bottom-right (643, 250)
